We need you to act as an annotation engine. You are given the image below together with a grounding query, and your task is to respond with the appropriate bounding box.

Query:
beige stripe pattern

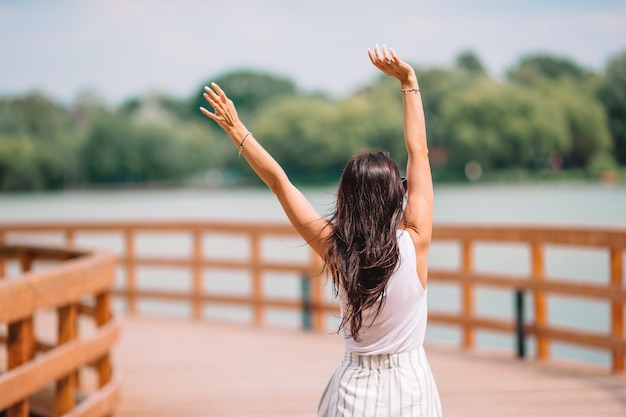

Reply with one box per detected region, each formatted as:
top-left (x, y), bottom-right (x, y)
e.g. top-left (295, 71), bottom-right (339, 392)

top-left (318, 347), bottom-right (442, 417)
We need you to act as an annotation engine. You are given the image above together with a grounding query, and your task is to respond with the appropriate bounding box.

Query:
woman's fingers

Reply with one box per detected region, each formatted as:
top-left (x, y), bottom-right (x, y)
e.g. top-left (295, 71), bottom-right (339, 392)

top-left (203, 85), bottom-right (220, 105)
top-left (200, 83), bottom-right (240, 129)
top-left (199, 106), bottom-right (217, 120)
top-left (210, 82), bottom-right (228, 104)
top-left (369, 44), bottom-right (396, 68)
top-left (390, 48), bottom-right (400, 62)
top-left (369, 46), bottom-right (388, 70)
top-left (204, 85), bottom-right (228, 114)
top-left (381, 45), bottom-right (392, 64)
top-left (200, 85), bottom-right (224, 122)
top-left (367, 48), bottom-right (376, 65)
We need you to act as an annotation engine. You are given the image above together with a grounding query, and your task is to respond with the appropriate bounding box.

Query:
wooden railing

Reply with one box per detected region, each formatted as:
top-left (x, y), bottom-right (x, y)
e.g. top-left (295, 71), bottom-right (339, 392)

top-left (428, 225), bottom-right (625, 373)
top-left (0, 244), bottom-right (120, 417)
top-left (0, 222), bottom-right (624, 374)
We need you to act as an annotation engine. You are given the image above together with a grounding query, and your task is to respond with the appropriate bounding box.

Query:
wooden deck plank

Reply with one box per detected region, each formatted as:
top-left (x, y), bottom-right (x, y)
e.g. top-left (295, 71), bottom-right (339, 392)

top-left (112, 316), bottom-right (626, 417)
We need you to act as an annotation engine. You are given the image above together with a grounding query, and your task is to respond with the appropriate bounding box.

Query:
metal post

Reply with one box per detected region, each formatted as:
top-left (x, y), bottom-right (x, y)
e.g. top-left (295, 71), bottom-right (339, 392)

top-left (515, 289), bottom-right (526, 359)
top-left (301, 275), bottom-right (312, 331)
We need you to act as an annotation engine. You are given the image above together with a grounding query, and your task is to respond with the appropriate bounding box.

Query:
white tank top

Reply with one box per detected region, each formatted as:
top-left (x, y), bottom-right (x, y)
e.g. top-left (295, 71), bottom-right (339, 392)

top-left (340, 230), bottom-right (427, 355)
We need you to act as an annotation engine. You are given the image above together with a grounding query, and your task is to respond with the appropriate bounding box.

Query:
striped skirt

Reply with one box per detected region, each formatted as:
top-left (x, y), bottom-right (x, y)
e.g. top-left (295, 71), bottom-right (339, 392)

top-left (317, 347), bottom-right (442, 417)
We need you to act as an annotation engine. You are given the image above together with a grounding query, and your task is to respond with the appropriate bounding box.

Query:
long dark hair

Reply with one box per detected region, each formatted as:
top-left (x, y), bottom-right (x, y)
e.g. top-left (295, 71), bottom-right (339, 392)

top-left (324, 150), bottom-right (406, 341)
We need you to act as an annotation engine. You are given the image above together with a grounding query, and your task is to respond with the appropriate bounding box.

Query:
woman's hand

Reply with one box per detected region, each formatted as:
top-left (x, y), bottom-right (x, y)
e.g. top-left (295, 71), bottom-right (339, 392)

top-left (200, 83), bottom-right (244, 136)
top-left (368, 44), bottom-right (417, 88)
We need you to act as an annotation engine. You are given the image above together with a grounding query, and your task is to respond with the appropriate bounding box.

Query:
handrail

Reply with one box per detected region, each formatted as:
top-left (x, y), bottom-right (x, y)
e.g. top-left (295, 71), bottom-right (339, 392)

top-left (0, 244), bottom-right (120, 417)
top-left (0, 221), bottom-right (624, 374)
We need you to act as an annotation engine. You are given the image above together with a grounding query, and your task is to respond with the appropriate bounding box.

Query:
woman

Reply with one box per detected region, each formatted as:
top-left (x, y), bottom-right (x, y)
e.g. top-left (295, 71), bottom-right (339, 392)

top-left (200, 44), bottom-right (442, 417)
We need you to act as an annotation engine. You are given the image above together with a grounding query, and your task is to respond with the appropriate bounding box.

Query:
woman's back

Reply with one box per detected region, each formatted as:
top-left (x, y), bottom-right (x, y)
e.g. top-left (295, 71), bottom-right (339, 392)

top-left (340, 230), bottom-right (428, 355)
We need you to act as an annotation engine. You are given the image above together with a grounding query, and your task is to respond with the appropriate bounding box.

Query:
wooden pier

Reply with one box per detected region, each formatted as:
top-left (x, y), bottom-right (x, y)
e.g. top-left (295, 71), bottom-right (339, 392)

top-left (113, 315), bottom-right (626, 417)
top-left (1, 221), bottom-right (625, 416)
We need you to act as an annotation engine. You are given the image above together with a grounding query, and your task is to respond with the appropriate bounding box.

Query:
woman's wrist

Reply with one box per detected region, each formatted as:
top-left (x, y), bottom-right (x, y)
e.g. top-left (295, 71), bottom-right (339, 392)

top-left (400, 71), bottom-right (419, 90)
top-left (227, 123), bottom-right (249, 143)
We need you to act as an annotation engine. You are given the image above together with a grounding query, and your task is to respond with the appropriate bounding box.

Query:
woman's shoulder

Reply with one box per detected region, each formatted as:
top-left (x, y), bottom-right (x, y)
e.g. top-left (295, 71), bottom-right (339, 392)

top-left (399, 226), bottom-right (430, 252)
top-left (397, 227), bottom-right (416, 245)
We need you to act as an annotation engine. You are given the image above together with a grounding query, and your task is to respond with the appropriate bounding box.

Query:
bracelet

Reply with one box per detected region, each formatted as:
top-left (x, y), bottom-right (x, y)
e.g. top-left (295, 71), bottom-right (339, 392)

top-left (401, 88), bottom-right (420, 94)
top-left (238, 132), bottom-right (251, 158)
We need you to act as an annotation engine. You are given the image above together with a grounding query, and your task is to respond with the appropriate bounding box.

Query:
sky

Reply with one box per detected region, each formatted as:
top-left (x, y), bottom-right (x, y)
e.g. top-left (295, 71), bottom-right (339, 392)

top-left (1, 0), bottom-right (625, 105)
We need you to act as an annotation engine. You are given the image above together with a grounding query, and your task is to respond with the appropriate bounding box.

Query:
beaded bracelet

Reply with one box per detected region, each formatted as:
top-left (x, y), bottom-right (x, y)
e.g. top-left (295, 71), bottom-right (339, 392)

top-left (239, 132), bottom-right (251, 158)
top-left (401, 88), bottom-right (420, 94)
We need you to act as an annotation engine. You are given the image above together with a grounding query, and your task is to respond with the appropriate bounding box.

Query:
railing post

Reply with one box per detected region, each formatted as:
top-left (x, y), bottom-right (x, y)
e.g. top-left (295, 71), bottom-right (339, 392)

top-left (125, 229), bottom-right (137, 314)
top-left (18, 251), bottom-right (36, 360)
top-left (95, 291), bottom-right (113, 387)
top-left (7, 249), bottom-right (36, 417)
top-left (192, 229), bottom-right (203, 320)
top-left (301, 275), bottom-right (312, 331)
top-left (55, 303), bottom-right (78, 416)
top-left (7, 317), bottom-right (34, 417)
top-left (532, 242), bottom-right (549, 360)
top-left (515, 289), bottom-right (526, 358)
top-left (65, 229), bottom-right (75, 246)
top-left (610, 247), bottom-right (624, 373)
top-left (251, 233), bottom-right (263, 326)
top-left (19, 250), bottom-right (33, 273)
top-left (462, 240), bottom-right (474, 349)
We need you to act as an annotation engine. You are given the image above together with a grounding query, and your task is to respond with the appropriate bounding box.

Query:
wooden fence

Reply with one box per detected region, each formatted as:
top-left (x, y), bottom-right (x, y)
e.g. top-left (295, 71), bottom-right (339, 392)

top-left (0, 244), bottom-right (120, 417)
top-left (0, 221), bottom-right (624, 374)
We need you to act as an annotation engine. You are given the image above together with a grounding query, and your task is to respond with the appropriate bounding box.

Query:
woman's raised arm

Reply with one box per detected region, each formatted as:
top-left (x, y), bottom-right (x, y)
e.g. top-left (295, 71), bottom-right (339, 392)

top-left (200, 83), bottom-right (330, 257)
top-left (368, 45), bottom-right (434, 286)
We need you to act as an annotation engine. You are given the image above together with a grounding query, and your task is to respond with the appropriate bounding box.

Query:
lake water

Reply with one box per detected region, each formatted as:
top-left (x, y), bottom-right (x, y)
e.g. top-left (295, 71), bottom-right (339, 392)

top-left (1, 182), bottom-right (625, 226)
top-left (1, 182), bottom-right (625, 366)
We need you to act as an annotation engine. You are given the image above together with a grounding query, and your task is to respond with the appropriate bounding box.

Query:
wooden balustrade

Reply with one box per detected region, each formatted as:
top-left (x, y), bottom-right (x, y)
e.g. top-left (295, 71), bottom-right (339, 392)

top-left (429, 225), bottom-right (626, 373)
top-left (0, 221), bottom-right (624, 374)
top-left (0, 244), bottom-right (120, 417)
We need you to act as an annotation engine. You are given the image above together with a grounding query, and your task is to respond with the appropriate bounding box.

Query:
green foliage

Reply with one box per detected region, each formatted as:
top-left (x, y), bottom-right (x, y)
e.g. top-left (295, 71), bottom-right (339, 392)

top-left (438, 79), bottom-right (570, 171)
top-left (191, 69), bottom-right (298, 123)
top-left (80, 111), bottom-right (220, 184)
top-left (0, 48), bottom-right (625, 191)
top-left (0, 92), bottom-right (72, 139)
top-left (598, 50), bottom-right (626, 165)
top-left (251, 79), bottom-right (407, 183)
top-left (455, 50), bottom-right (487, 76)
top-left (253, 96), bottom-right (346, 181)
top-left (507, 53), bottom-right (588, 85)
top-left (540, 79), bottom-right (613, 169)
top-left (0, 134), bottom-right (43, 190)
top-left (0, 93), bottom-right (79, 189)
top-left (348, 81), bottom-right (405, 161)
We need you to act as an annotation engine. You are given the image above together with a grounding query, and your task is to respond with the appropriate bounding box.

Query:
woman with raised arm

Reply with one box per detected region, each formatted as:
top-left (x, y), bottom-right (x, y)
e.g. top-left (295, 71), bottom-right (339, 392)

top-left (200, 44), bottom-right (442, 417)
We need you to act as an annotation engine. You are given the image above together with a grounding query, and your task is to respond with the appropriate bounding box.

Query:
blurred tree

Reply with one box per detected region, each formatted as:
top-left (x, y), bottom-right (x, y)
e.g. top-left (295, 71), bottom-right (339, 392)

top-left (455, 50), bottom-right (487, 76)
top-left (598, 50), bottom-right (626, 165)
top-left (253, 96), bottom-right (343, 181)
top-left (252, 76), bottom-right (411, 183)
top-left (349, 78), bottom-right (405, 161)
top-left (438, 79), bottom-right (570, 172)
top-left (0, 134), bottom-right (42, 190)
top-left (2, 49), bottom-right (623, 191)
top-left (81, 113), bottom-right (170, 183)
top-left (191, 69), bottom-right (298, 122)
top-left (0, 93), bottom-right (79, 189)
top-left (81, 111), bottom-right (223, 184)
top-left (120, 91), bottom-right (190, 123)
top-left (540, 79), bottom-right (614, 172)
top-left (70, 90), bottom-right (108, 133)
top-left (412, 68), bottom-right (470, 165)
top-left (0, 93), bottom-right (72, 140)
top-left (507, 53), bottom-right (588, 85)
